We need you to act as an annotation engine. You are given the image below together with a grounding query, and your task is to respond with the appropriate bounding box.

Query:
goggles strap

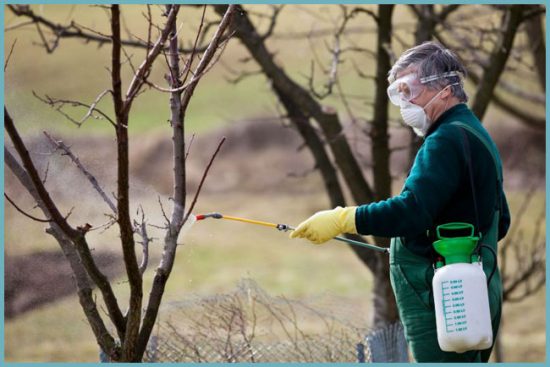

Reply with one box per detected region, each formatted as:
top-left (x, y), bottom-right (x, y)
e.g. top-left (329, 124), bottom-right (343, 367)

top-left (420, 71), bottom-right (460, 84)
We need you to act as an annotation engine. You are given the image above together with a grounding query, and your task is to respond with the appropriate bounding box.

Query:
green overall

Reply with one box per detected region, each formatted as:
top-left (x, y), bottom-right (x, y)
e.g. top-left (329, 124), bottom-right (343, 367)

top-left (391, 122), bottom-right (503, 362)
top-left (355, 105), bottom-right (510, 362)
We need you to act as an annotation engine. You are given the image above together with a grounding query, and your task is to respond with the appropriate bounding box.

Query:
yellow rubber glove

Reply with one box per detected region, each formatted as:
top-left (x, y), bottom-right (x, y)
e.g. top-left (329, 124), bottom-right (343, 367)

top-left (289, 206), bottom-right (357, 244)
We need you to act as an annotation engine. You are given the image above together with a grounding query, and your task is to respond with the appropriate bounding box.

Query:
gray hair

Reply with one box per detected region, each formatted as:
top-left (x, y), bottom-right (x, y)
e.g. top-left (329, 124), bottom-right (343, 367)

top-left (388, 41), bottom-right (468, 102)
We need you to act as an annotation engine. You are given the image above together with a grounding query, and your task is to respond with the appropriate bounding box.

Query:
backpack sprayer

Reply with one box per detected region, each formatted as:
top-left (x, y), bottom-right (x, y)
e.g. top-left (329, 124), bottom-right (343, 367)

top-left (195, 212), bottom-right (389, 254)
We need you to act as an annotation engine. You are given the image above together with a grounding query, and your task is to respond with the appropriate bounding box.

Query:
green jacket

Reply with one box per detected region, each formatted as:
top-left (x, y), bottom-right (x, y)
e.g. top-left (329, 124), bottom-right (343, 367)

top-left (355, 103), bottom-right (510, 258)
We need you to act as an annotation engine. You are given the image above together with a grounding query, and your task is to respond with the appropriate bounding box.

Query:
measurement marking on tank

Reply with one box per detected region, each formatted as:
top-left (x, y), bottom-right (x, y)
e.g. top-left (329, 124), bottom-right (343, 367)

top-left (441, 280), bottom-right (467, 333)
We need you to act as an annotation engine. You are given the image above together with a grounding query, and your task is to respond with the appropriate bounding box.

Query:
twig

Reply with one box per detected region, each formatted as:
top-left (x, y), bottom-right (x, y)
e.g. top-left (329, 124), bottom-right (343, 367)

top-left (42, 160), bottom-right (50, 184)
top-left (43, 131), bottom-right (117, 214)
top-left (158, 195), bottom-right (170, 226)
top-left (134, 205), bottom-right (151, 275)
top-left (182, 5), bottom-right (207, 86)
top-left (144, 61), bottom-right (224, 93)
top-left (145, 5), bottom-right (153, 56)
top-left (34, 22), bottom-right (59, 53)
top-left (180, 5), bottom-right (236, 113)
top-left (5, 193), bottom-right (51, 222)
top-left (121, 47), bottom-right (138, 75)
top-left (185, 133), bottom-right (196, 161)
top-left (5, 20), bottom-right (34, 31)
top-left (33, 91), bottom-right (116, 127)
top-left (5, 107), bottom-right (79, 238)
top-left (123, 5), bottom-right (180, 112)
top-left (5, 39), bottom-right (17, 71)
top-left (184, 137), bottom-right (226, 221)
top-left (7, 4), bottom-right (210, 55)
top-left (80, 89), bottom-right (113, 125)
top-left (260, 5), bottom-right (284, 41)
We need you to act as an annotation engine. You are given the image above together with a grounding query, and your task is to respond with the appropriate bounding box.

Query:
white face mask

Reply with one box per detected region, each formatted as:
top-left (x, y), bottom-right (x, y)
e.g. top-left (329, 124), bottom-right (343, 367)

top-left (399, 85), bottom-right (454, 137)
top-left (400, 101), bottom-right (430, 137)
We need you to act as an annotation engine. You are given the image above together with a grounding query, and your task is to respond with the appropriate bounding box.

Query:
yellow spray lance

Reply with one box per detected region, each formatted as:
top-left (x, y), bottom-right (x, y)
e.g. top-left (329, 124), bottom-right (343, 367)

top-left (196, 212), bottom-right (389, 254)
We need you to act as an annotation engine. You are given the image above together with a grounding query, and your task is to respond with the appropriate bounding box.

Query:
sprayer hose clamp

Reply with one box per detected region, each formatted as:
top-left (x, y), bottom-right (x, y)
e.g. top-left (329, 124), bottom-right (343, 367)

top-left (276, 224), bottom-right (291, 231)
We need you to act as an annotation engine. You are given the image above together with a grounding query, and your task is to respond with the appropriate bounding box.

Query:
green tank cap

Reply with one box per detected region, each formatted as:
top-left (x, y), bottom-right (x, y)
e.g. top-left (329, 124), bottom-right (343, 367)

top-left (433, 222), bottom-right (479, 264)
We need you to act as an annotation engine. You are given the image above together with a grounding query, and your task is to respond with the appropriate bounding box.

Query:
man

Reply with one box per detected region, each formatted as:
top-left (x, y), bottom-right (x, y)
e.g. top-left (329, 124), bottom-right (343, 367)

top-left (290, 42), bottom-right (510, 362)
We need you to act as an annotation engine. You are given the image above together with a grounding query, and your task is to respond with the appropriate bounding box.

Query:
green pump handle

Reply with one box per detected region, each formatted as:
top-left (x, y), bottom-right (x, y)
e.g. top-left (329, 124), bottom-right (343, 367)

top-left (436, 222), bottom-right (475, 239)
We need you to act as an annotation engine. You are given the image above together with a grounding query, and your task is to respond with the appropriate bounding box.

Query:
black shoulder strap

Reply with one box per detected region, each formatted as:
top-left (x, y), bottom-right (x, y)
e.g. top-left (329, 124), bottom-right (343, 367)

top-left (450, 121), bottom-right (503, 212)
top-left (457, 127), bottom-right (481, 234)
top-left (450, 121), bottom-right (503, 183)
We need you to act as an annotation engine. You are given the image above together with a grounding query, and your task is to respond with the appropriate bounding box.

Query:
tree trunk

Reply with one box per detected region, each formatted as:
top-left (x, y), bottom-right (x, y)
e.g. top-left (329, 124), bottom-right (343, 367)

top-left (525, 6), bottom-right (545, 92)
top-left (371, 4), bottom-right (394, 202)
top-left (470, 5), bottom-right (524, 120)
top-left (372, 254), bottom-right (400, 326)
top-left (213, 4), bottom-right (399, 326)
top-left (213, 5), bottom-right (375, 206)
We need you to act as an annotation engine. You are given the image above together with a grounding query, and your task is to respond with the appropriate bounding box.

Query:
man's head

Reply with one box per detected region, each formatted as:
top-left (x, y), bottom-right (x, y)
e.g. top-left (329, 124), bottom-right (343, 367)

top-left (388, 41), bottom-right (467, 102)
top-left (386, 42), bottom-right (467, 135)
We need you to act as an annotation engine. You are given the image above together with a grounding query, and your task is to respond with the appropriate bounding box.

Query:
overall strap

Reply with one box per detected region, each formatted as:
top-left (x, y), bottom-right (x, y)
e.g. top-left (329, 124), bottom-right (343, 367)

top-left (450, 121), bottom-right (503, 256)
top-left (450, 121), bottom-right (503, 183)
top-left (457, 127), bottom-right (480, 234)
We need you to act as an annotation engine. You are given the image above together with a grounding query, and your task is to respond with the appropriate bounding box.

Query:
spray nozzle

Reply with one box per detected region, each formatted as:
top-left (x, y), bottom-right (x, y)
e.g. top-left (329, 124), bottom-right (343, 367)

top-left (196, 212), bottom-right (223, 220)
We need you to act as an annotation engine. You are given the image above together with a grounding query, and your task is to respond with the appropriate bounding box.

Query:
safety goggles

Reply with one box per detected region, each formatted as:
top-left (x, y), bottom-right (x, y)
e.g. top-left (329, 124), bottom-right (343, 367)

top-left (387, 73), bottom-right (423, 106)
top-left (387, 71), bottom-right (460, 106)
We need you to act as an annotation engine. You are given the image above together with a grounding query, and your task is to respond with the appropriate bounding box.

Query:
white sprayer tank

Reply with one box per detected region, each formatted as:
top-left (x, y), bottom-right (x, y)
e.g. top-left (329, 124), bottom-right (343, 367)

top-left (432, 223), bottom-right (493, 353)
top-left (433, 262), bottom-right (492, 352)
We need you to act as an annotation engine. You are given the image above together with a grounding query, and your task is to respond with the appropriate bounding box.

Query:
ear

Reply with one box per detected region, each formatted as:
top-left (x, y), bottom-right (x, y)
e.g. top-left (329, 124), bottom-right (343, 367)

top-left (441, 85), bottom-right (453, 99)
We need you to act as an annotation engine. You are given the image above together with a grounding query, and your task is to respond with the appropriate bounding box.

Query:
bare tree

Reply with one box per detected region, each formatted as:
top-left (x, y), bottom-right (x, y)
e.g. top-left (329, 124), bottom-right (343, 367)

top-left (491, 187), bottom-right (546, 361)
top-left (406, 5), bottom-right (461, 166)
top-left (5, 4), bottom-right (236, 362)
top-left (211, 4), bottom-right (400, 328)
top-left (434, 5), bottom-right (546, 130)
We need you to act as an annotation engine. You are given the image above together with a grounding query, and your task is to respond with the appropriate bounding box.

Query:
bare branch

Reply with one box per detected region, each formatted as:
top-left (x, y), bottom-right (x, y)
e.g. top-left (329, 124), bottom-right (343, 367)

top-left (350, 7), bottom-right (379, 24)
top-left (438, 4), bottom-right (461, 22)
top-left (5, 20), bottom-right (35, 31)
top-left (33, 90), bottom-right (116, 127)
top-left (470, 5), bottom-right (525, 120)
top-left (180, 5), bottom-right (237, 113)
top-left (7, 4), bottom-right (212, 55)
top-left (134, 206), bottom-right (151, 275)
top-left (34, 22), bottom-right (59, 53)
top-left (144, 5), bottom-right (153, 56)
top-left (124, 5), bottom-right (180, 112)
top-left (158, 195), bottom-right (171, 227)
top-left (497, 78), bottom-right (545, 104)
top-left (5, 39), bottom-right (17, 72)
top-left (43, 131), bottom-right (118, 214)
top-left (182, 5), bottom-right (207, 86)
top-left (110, 6), bottom-right (143, 360)
top-left (185, 133), bottom-right (196, 161)
top-left (5, 193), bottom-right (51, 222)
top-left (260, 5), bottom-right (284, 40)
top-left (5, 112), bottom-right (127, 347)
top-left (185, 137), bottom-right (226, 221)
top-left (4, 147), bottom-right (121, 359)
top-left (5, 107), bottom-right (80, 238)
top-left (121, 47), bottom-right (138, 76)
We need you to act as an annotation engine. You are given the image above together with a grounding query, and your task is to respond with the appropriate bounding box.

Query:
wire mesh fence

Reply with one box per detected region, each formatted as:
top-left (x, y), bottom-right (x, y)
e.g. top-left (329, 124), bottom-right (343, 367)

top-left (141, 278), bottom-right (407, 363)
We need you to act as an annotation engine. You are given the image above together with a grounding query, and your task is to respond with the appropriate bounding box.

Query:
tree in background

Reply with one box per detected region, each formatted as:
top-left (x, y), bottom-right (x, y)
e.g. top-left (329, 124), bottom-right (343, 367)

top-left (5, 4), bottom-right (235, 362)
top-left (210, 2), bottom-right (546, 345)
